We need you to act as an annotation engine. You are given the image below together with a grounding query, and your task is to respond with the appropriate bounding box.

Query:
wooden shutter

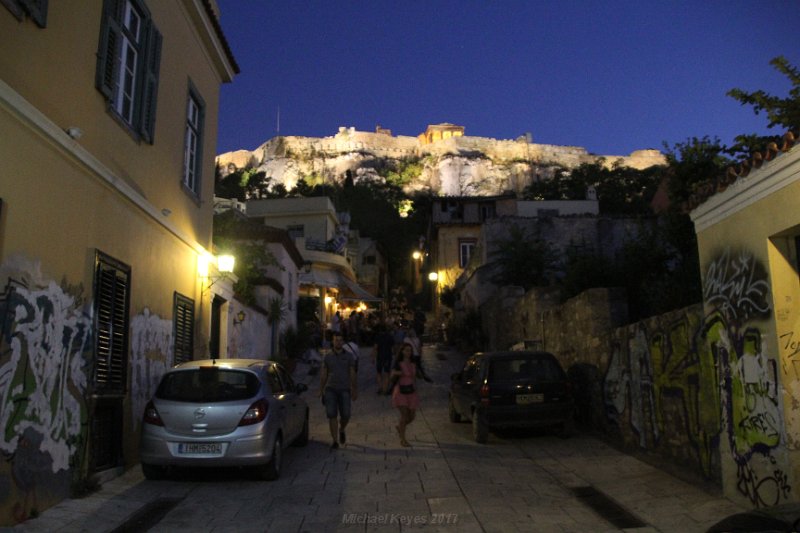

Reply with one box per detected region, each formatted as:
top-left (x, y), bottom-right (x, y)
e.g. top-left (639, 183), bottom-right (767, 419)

top-left (139, 22), bottom-right (162, 144)
top-left (173, 293), bottom-right (194, 365)
top-left (94, 252), bottom-right (131, 393)
top-left (19, 0), bottom-right (47, 27)
top-left (95, 0), bottom-right (123, 100)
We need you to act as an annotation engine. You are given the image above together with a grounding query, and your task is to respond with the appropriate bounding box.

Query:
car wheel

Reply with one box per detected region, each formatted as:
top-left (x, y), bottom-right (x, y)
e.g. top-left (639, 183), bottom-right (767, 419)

top-left (448, 396), bottom-right (462, 423)
top-left (472, 410), bottom-right (488, 444)
top-left (259, 435), bottom-right (283, 481)
top-left (292, 411), bottom-right (309, 447)
top-left (141, 463), bottom-right (166, 480)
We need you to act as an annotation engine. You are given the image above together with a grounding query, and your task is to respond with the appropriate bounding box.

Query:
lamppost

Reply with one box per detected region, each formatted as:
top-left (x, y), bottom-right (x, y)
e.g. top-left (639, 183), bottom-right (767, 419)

top-left (428, 271), bottom-right (440, 340)
top-left (412, 250), bottom-right (422, 294)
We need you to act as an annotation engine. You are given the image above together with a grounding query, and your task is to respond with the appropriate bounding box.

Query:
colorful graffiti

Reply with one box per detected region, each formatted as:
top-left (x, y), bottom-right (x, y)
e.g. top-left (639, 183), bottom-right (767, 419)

top-left (703, 247), bottom-right (770, 322)
top-left (130, 308), bottom-right (171, 432)
top-left (603, 247), bottom-right (789, 507)
top-left (604, 310), bottom-right (721, 477)
top-left (0, 257), bottom-right (92, 522)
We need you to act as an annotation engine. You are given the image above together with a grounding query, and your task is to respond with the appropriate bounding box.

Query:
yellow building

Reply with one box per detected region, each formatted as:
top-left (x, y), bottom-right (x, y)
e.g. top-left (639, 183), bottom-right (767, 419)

top-left (0, 0), bottom-right (237, 524)
top-left (690, 133), bottom-right (800, 507)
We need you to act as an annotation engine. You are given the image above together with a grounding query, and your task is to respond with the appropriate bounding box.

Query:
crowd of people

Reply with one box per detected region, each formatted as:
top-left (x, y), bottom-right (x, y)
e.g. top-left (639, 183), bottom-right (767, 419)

top-left (316, 289), bottom-right (433, 450)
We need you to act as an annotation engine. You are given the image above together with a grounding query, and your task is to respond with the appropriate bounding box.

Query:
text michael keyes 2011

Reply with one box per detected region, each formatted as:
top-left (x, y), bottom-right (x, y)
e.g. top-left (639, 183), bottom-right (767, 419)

top-left (341, 513), bottom-right (459, 525)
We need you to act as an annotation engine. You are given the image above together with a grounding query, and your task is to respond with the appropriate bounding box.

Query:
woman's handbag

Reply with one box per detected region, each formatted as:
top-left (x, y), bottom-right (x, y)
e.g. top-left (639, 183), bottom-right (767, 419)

top-left (398, 383), bottom-right (415, 394)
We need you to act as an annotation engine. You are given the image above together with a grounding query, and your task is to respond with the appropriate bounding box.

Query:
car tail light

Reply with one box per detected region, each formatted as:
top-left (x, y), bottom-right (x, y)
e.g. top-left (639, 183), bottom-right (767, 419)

top-left (143, 401), bottom-right (164, 426)
top-left (479, 383), bottom-right (490, 406)
top-left (239, 399), bottom-right (269, 426)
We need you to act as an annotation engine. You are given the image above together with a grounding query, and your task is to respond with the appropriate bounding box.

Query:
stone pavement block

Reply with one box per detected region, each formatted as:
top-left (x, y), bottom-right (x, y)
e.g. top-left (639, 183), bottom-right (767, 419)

top-left (686, 498), bottom-right (745, 524)
top-left (426, 496), bottom-right (472, 516)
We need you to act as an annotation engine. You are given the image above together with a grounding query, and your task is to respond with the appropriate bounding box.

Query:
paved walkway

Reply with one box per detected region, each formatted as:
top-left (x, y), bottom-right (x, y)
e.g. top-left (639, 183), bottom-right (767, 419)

top-left (4, 344), bottom-right (746, 532)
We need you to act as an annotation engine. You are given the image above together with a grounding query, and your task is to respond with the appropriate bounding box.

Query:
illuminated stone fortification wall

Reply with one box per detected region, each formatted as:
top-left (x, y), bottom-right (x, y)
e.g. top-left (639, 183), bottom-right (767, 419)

top-left (219, 127), bottom-right (665, 171)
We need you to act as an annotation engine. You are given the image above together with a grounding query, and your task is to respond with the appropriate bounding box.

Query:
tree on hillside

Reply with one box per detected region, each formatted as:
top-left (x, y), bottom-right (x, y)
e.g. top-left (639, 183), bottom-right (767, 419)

top-left (215, 168), bottom-right (283, 200)
top-left (521, 161), bottom-right (664, 215)
top-left (333, 181), bottom-right (429, 287)
top-left (489, 224), bottom-right (557, 290)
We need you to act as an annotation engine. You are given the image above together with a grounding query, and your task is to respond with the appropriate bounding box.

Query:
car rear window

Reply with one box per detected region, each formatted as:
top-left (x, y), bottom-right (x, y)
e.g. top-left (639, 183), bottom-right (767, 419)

top-left (156, 367), bottom-right (260, 402)
top-left (489, 356), bottom-right (564, 383)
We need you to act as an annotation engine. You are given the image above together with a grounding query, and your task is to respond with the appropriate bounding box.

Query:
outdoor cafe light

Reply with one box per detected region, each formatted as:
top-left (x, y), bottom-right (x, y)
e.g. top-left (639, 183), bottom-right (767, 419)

top-left (203, 254), bottom-right (236, 292)
top-left (412, 251), bottom-right (422, 261)
top-left (428, 271), bottom-right (439, 282)
top-left (217, 254), bottom-right (235, 273)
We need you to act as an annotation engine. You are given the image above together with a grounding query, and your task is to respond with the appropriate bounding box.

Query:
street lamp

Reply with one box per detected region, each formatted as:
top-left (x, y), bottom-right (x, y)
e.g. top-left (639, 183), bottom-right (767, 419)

top-left (411, 250), bottom-right (423, 293)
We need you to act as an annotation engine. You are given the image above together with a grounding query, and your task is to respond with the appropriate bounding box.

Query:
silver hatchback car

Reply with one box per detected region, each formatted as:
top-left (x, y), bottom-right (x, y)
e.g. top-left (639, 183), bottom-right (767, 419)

top-left (139, 358), bottom-right (309, 480)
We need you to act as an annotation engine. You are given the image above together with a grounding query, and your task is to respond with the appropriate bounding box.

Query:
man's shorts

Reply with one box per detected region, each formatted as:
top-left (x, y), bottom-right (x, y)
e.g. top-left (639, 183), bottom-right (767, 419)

top-left (323, 388), bottom-right (352, 420)
top-left (376, 355), bottom-right (391, 373)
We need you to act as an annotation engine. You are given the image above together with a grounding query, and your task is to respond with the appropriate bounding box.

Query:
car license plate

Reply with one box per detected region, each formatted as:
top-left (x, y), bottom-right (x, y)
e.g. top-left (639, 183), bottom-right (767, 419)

top-left (179, 442), bottom-right (221, 454)
top-left (516, 393), bottom-right (543, 405)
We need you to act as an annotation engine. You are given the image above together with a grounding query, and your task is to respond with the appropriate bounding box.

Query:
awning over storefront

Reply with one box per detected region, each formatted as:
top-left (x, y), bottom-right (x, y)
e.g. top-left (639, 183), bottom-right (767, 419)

top-left (338, 275), bottom-right (382, 302)
top-left (299, 269), bottom-right (382, 302)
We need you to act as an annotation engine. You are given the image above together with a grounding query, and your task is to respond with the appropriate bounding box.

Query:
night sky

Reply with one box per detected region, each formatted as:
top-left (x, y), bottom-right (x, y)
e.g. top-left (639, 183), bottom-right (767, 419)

top-left (215, 0), bottom-right (798, 157)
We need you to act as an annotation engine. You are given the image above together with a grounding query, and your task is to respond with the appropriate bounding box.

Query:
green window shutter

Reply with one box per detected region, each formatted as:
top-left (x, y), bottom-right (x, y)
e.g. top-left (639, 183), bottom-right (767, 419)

top-left (18, 0), bottom-right (47, 27)
top-left (139, 23), bottom-right (162, 144)
top-left (94, 252), bottom-right (131, 394)
top-left (173, 293), bottom-right (195, 365)
top-left (95, 0), bottom-right (123, 101)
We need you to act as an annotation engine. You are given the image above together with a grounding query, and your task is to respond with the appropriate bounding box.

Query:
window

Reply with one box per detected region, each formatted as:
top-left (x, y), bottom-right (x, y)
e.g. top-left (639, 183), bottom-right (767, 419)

top-left (459, 239), bottom-right (476, 268)
top-left (182, 87), bottom-right (205, 196)
top-left (95, 0), bottom-right (162, 143)
top-left (287, 225), bottom-right (305, 239)
top-left (267, 367), bottom-right (284, 394)
top-left (479, 202), bottom-right (496, 221)
top-left (93, 251), bottom-right (131, 393)
top-left (173, 292), bottom-right (194, 365)
top-left (2, 0), bottom-right (47, 26)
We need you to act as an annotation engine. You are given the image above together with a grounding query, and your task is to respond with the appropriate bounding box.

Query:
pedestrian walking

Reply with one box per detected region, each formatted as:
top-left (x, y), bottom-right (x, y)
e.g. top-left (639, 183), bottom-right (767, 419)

top-left (390, 343), bottom-right (419, 447)
top-left (342, 333), bottom-right (360, 373)
top-left (330, 311), bottom-right (341, 334)
top-left (402, 328), bottom-right (433, 383)
top-left (372, 323), bottom-right (394, 394)
top-left (319, 331), bottom-right (358, 449)
top-left (391, 319), bottom-right (407, 358)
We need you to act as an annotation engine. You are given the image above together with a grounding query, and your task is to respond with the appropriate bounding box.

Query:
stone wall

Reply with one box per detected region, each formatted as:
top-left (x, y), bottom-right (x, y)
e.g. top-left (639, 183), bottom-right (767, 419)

top-left (215, 127), bottom-right (667, 197)
top-left (483, 285), bottom-right (722, 484)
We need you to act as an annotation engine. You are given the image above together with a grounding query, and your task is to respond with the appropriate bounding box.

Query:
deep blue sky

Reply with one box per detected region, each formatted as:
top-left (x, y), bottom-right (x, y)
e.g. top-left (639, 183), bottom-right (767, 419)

top-left (215, 1), bottom-right (797, 157)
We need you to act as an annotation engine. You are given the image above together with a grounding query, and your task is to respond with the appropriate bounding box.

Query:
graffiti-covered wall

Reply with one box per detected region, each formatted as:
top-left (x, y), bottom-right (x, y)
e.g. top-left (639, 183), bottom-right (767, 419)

top-left (0, 258), bottom-right (93, 523)
top-left (604, 306), bottom-right (718, 474)
top-left (690, 142), bottom-right (800, 508)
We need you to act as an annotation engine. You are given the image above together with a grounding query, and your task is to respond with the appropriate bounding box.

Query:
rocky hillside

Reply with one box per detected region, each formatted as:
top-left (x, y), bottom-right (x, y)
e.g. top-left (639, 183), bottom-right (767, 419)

top-left (216, 126), bottom-right (666, 197)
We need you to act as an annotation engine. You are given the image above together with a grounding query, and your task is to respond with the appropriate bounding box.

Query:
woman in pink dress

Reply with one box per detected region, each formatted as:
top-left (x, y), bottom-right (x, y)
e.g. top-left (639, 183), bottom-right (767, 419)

top-left (391, 343), bottom-right (419, 447)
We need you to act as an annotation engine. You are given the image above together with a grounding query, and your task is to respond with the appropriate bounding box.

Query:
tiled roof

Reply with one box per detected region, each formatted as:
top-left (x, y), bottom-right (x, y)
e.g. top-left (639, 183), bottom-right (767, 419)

top-left (202, 0), bottom-right (240, 74)
top-left (685, 130), bottom-right (797, 212)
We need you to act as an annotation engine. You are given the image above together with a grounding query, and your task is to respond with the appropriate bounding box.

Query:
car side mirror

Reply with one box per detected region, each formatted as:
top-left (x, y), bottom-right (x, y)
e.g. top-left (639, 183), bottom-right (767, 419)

top-left (295, 383), bottom-right (308, 394)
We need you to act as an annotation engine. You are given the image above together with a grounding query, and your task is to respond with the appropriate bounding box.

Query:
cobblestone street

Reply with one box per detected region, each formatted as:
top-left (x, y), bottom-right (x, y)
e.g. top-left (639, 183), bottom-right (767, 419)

top-left (8, 343), bottom-right (745, 533)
